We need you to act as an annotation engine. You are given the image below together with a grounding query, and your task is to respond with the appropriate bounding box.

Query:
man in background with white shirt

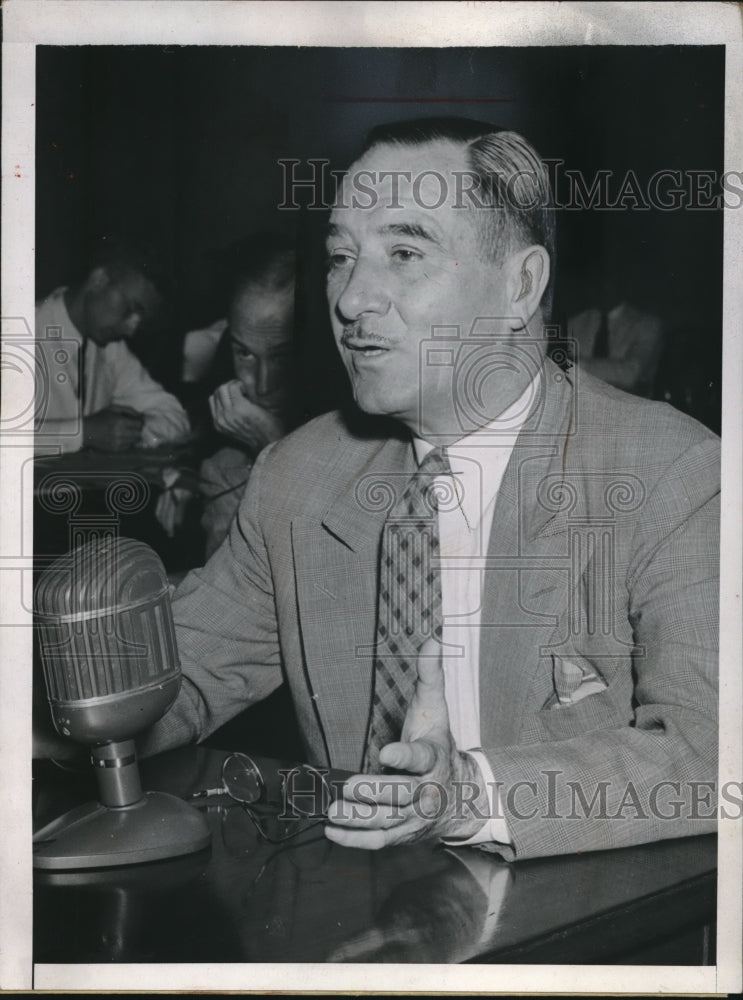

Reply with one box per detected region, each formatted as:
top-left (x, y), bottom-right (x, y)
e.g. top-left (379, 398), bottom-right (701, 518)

top-left (118, 119), bottom-right (720, 859)
top-left (35, 239), bottom-right (190, 454)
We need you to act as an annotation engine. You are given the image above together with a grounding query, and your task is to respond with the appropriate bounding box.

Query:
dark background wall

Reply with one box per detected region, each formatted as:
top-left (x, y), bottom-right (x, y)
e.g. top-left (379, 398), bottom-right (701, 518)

top-left (36, 45), bottom-right (724, 429)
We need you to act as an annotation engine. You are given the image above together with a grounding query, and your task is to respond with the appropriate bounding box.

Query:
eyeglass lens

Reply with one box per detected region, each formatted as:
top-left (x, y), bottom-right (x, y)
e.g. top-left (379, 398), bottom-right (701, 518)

top-left (283, 764), bottom-right (334, 817)
top-left (221, 753), bottom-right (263, 804)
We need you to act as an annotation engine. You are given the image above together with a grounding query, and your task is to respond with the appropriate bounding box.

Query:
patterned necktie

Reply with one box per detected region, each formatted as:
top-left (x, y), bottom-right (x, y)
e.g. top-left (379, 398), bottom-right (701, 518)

top-left (363, 446), bottom-right (451, 773)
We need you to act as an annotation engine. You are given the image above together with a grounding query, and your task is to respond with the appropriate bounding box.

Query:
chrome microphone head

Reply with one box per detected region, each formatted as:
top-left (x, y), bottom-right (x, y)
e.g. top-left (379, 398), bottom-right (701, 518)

top-left (33, 536), bottom-right (210, 870)
top-left (35, 537), bottom-right (181, 743)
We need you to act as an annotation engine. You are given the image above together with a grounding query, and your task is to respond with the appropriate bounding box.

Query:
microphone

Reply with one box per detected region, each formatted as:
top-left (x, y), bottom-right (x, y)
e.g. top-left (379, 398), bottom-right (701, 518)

top-left (33, 536), bottom-right (210, 869)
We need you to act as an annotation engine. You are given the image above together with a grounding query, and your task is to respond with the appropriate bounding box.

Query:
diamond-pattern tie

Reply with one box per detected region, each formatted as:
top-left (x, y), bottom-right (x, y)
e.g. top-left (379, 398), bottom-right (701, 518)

top-left (363, 446), bottom-right (452, 773)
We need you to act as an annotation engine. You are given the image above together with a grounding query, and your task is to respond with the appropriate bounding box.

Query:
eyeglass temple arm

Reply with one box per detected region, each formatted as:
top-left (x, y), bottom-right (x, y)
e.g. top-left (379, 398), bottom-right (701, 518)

top-left (188, 787), bottom-right (225, 800)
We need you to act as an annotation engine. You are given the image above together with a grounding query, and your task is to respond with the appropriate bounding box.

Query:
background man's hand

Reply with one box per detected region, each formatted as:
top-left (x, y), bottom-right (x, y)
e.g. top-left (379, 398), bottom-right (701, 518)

top-left (155, 486), bottom-right (192, 537)
top-left (83, 405), bottom-right (144, 452)
top-left (208, 379), bottom-right (285, 452)
top-left (325, 639), bottom-right (490, 849)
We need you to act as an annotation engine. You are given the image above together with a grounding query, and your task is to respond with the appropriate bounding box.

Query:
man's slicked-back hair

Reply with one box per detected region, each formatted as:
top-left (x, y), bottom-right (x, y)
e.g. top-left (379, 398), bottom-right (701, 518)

top-left (361, 116), bottom-right (556, 316)
top-left (362, 116), bottom-right (499, 151)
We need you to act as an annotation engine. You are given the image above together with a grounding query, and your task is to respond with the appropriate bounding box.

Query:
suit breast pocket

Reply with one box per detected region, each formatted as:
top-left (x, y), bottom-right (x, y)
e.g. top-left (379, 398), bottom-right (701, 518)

top-left (541, 653), bottom-right (608, 710)
top-left (536, 654), bottom-right (633, 740)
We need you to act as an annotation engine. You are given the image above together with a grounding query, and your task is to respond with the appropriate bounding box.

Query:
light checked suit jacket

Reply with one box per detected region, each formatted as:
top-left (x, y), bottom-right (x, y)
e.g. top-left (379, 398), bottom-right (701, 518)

top-left (141, 357), bottom-right (720, 861)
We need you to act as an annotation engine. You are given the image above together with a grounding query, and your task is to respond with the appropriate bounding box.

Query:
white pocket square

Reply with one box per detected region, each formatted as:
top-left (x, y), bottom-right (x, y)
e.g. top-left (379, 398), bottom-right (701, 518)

top-left (545, 654), bottom-right (608, 709)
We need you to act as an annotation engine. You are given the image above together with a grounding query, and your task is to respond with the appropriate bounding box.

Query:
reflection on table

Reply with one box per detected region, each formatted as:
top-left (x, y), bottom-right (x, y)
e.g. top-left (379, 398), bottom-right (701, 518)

top-left (33, 746), bottom-right (717, 965)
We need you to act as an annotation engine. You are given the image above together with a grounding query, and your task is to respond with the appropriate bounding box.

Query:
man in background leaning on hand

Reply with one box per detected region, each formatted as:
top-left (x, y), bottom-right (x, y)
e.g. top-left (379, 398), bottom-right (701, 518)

top-left (85, 118), bottom-right (718, 861)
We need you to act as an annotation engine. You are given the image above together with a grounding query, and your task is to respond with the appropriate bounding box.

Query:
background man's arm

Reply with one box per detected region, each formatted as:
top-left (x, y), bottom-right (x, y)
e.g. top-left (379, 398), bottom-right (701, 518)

top-left (110, 343), bottom-right (191, 447)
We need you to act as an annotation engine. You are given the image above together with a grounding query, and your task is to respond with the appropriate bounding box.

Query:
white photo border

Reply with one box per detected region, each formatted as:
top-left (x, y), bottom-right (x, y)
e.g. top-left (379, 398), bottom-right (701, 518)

top-left (2, 2), bottom-right (741, 994)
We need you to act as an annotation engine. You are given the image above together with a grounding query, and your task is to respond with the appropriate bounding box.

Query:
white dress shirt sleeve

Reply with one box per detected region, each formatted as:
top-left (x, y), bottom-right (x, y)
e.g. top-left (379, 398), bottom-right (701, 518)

top-left (108, 342), bottom-right (191, 447)
top-left (441, 750), bottom-right (513, 847)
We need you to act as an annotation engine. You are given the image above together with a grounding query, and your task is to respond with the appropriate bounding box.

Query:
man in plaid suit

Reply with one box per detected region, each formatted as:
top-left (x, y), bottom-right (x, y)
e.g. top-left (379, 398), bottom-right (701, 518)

top-left (141, 118), bottom-right (719, 860)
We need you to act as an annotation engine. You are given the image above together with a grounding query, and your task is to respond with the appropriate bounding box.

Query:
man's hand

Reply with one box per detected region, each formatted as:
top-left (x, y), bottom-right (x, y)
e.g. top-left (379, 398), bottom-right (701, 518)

top-left (155, 486), bottom-right (192, 537)
top-left (83, 405), bottom-right (144, 452)
top-left (325, 639), bottom-right (490, 849)
top-left (209, 380), bottom-right (285, 452)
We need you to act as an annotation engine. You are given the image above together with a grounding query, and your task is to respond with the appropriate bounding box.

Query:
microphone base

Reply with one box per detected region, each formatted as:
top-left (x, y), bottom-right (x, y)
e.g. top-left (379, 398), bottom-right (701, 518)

top-left (33, 791), bottom-right (211, 870)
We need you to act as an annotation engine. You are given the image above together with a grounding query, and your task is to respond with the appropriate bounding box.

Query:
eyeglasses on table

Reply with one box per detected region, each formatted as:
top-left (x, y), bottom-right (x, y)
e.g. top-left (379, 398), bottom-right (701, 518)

top-left (188, 752), bottom-right (339, 845)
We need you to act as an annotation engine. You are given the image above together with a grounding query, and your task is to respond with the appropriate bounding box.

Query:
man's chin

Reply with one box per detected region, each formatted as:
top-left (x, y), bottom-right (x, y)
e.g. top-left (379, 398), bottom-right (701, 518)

top-left (351, 387), bottom-right (411, 427)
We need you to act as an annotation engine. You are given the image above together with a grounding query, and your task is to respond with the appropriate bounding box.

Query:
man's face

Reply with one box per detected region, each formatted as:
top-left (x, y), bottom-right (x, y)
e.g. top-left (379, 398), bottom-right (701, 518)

top-left (326, 139), bottom-right (517, 440)
top-left (228, 283), bottom-right (294, 415)
top-left (83, 269), bottom-right (162, 347)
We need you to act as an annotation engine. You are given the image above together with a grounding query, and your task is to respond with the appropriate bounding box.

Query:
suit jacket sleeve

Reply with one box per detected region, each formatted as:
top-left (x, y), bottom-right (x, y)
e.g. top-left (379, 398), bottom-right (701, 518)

top-left (479, 437), bottom-right (720, 861)
top-left (137, 445), bottom-right (283, 757)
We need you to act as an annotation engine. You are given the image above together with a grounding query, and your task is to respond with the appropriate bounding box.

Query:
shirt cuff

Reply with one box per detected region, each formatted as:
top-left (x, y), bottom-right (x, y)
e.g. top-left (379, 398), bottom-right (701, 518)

top-left (441, 750), bottom-right (513, 847)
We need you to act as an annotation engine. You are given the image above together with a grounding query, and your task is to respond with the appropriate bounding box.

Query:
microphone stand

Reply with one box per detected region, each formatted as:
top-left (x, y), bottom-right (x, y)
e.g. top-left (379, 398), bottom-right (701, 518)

top-left (34, 738), bottom-right (210, 869)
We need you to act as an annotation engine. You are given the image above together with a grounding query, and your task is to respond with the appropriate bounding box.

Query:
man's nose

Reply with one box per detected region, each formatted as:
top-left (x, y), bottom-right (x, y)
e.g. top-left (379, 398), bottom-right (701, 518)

top-left (334, 257), bottom-right (389, 321)
top-left (255, 358), bottom-right (283, 397)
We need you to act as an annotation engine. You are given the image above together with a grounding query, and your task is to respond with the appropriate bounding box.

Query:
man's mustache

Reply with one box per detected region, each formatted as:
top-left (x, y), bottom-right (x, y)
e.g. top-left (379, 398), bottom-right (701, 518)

top-left (340, 323), bottom-right (390, 348)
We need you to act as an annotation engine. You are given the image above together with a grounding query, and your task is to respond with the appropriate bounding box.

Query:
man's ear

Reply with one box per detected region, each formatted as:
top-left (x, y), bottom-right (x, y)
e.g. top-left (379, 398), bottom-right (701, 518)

top-left (506, 245), bottom-right (550, 329)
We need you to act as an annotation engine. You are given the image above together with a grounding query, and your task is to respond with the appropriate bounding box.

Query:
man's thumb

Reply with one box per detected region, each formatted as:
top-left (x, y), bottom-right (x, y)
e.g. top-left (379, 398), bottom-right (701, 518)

top-left (401, 636), bottom-right (450, 744)
top-left (415, 636), bottom-right (445, 697)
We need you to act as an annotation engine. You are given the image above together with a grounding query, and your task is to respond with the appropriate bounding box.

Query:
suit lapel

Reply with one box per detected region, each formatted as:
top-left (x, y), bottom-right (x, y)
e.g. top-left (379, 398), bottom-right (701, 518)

top-left (479, 362), bottom-right (577, 747)
top-left (291, 360), bottom-right (582, 763)
top-left (292, 433), bottom-right (415, 771)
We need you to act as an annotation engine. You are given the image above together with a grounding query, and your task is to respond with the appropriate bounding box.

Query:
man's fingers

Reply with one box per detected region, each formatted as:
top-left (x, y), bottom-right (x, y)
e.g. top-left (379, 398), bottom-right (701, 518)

top-left (326, 797), bottom-right (408, 830)
top-left (109, 404), bottom-right (141, 418)
top-left (228, 380), bottom-right (260, 410)
top-left (227, 379), bottom-right (248, 401)
top-left (209, 394), bottom-right (227, 429)
top-left (111, 414), bottom-right (142, 434)
top-left (340, 773), bottom-right (415, 806)
top-left (324, 817), bottom-right (424, 850)
top-left (210, 385), bottom-right (229, 411)
top-left (379, 740), bottom-right (438, 775)
top-left (324, 825), bottom-right (391, 851)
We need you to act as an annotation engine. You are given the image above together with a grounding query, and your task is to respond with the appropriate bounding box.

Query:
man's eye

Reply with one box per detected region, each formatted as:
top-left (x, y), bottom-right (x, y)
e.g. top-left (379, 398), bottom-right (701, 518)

top-left (391, 247), bottom-right (422, 263)
top-left (326, 251), bottom-right (354, 271)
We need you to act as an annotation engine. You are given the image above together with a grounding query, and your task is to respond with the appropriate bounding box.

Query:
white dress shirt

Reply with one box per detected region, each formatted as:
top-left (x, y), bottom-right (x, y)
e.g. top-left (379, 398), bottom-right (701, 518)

top-left (413, 375), bottom-right (539, 845)
top-left (35, 287), bottom-right (191, 454)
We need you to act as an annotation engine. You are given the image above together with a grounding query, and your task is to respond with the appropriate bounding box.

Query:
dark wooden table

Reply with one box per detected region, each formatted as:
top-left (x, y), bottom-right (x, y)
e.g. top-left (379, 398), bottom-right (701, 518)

top-left (33, 445), bottom-right (205, 572)
top-left (34, 441), bottom-right (198, 487)
top-left (32, 746), bottom-right (717, 965)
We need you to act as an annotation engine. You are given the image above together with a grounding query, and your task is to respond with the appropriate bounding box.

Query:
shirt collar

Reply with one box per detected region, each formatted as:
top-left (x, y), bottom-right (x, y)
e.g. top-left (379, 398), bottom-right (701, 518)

top-left (54, 286), bottom-right (84, 345)
top-left (413, 373), bottom-right (540, 529)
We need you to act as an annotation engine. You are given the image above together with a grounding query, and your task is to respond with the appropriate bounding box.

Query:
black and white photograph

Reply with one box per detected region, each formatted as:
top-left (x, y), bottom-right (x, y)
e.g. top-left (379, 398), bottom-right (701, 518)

top-left (1, 1), bottom-right (741, 994)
